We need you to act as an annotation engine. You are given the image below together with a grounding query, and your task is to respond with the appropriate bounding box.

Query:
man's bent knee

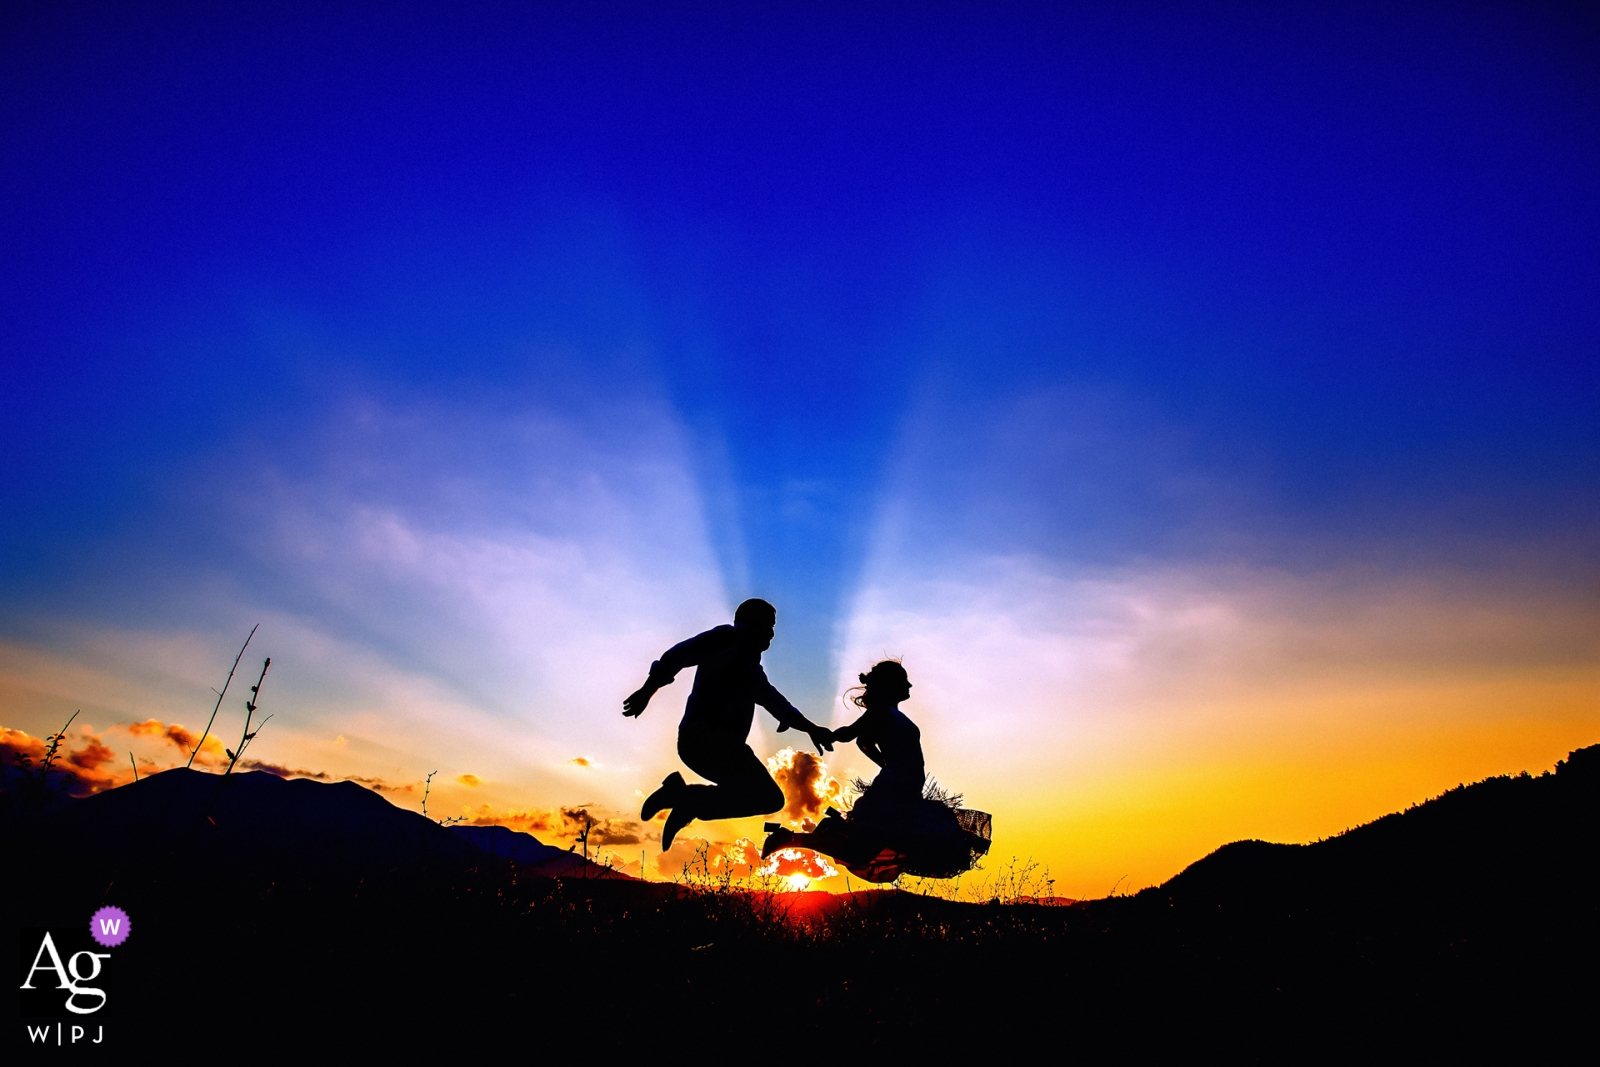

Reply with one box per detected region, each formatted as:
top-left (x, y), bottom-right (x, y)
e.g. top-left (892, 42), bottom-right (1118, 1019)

top-left (758, 780), bottom-right (784, 815)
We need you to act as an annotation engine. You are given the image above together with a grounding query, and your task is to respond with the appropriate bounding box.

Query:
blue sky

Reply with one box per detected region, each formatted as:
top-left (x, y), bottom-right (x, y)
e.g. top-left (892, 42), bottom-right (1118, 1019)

top-left (3, 2), bottom-right (1597, 888)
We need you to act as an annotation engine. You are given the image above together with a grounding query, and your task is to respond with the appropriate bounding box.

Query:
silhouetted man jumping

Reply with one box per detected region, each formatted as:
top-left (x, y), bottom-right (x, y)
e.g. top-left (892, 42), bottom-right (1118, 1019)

top-left (624, 598), bottom-right (833, 849)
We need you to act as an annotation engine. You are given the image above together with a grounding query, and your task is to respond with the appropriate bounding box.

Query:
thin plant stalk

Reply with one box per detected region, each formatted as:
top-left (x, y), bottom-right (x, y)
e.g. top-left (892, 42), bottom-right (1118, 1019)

top-left (418, 769), bottom-right (465, 825)
top-left (224, 657), bottom-right (271, 776)
top-left (44, 710), bottom-right (78, 771)
top-left (129, 752), bottom-right (138, 783)
top-left (6, 710), bottom-right (78, 811)
top-left (188, 625), bottom-right (258, 770)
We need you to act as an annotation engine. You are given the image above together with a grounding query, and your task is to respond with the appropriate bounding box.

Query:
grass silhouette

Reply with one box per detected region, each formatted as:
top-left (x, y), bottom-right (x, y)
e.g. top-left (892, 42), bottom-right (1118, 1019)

top-left (5, 712), bottom-right (1595, 1054)
top-left (186, 625), bottom-right (256, 770)
top-left (1, 709), bottom-right (78, 816)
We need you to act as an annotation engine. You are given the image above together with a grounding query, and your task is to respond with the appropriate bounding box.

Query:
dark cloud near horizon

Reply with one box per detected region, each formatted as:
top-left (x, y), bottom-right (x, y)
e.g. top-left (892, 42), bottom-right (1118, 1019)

top-left (234, 760), bottom-right (410, 793)
top-left (469, 803), bottom-right (643, 845)
top-left (343, 774), bottom-right (400, 791)
top-left (66, 737), bottom-right (115, 771)
top-left (239, 759), bottom-right (330, 780)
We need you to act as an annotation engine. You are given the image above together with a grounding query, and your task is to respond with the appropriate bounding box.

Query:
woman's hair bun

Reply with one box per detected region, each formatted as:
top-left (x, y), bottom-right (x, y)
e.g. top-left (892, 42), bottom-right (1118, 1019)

top-left (858, 672), bottom-right (870, 684)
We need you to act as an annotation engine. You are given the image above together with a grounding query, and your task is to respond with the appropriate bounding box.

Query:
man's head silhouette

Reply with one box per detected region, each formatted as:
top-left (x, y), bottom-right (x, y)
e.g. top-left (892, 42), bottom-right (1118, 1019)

top-left (733, 598), bottom-right (777, 652)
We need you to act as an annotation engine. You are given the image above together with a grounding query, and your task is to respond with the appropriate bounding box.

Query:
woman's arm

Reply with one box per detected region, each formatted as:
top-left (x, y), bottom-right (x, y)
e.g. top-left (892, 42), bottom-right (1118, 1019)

top-left (830, 715), bottom-right (864, 743)
top-left (835, 712), bottom-right (885, 764)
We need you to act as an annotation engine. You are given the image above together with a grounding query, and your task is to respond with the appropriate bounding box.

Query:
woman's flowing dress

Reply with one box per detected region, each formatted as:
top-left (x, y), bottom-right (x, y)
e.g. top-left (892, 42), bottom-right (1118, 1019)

top-left (821, 707), bottom-right (991, 883)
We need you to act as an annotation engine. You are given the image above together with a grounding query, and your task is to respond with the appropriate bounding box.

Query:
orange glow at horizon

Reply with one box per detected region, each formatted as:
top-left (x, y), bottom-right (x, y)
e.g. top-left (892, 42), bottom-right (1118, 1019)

top-left (763, 845), bottom-right (839, 888)
top-left (949, 671), bottom-right (1600, 898)
top-left (2, 604), bottom-right (1596, 899)
top-left (3, 694), bottom-right (1596, 897)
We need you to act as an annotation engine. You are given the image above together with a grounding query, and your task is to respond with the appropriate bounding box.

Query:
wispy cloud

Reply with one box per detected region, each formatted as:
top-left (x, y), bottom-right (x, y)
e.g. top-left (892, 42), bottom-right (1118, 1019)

top-left (127, 719), bottom-right (227, 765)
top-left (0, 385), bottom-right (730, 823)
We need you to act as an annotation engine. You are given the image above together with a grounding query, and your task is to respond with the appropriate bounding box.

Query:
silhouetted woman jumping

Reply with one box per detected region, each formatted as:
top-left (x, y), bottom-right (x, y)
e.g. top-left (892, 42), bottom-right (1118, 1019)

top-left (761, 660), bottom-right (991, 883)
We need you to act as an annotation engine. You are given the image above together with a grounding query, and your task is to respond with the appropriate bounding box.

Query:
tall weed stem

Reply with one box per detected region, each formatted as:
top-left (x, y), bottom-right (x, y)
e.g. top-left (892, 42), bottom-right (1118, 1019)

top-left (188, 625), bottom-right (258, 770)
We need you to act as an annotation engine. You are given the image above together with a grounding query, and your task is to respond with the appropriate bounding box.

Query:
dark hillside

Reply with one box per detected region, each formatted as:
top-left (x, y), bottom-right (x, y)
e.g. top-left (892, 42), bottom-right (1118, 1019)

top-left (1115, 744), bottom-right (1600, 1037)
top-left (449, 823), bottom-right (634, 878)
top-left (1158, 742), bottom-right (1598, 926)
top-left (449, 823), bottom-right (569, 865)
top-left (1164, 743), bottom-right (1599, 903)
top-left (36, 767), bottom-right (482, 873)
top-left (5, 748), bottom-right (1596, 1054)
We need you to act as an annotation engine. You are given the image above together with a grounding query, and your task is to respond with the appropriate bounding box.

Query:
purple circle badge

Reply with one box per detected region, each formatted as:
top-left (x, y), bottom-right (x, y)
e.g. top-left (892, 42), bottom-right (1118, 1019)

top-left (90, 905), bottom-right (130, 948)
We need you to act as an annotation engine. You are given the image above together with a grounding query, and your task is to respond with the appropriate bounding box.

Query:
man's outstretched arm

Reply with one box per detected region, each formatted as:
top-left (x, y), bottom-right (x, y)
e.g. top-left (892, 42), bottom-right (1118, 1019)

top-left (756, 674), bottom-right (833, 753)
top-left (622, 630), bottom-right (713, 717)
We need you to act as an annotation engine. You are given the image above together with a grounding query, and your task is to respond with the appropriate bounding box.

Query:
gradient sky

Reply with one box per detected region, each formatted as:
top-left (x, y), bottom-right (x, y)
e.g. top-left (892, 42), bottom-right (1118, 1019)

top-left (3, 2), bottom-right (1597, 894)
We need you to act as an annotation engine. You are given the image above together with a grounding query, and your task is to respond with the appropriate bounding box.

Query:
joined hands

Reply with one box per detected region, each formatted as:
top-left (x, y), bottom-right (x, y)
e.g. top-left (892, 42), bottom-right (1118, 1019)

top-left (625, 685), bottom-right (833, 756)
top-left (776, 720), bottom-right (834, 755)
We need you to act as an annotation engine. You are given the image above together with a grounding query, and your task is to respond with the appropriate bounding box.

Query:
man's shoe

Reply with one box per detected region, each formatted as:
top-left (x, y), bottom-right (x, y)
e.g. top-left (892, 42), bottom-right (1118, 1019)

top-left (760, 827), bottom-right (795, 859)
top-left (661, 805), bottom-right (694, 851)
top-left (641, 772), bottom-right (686, 821)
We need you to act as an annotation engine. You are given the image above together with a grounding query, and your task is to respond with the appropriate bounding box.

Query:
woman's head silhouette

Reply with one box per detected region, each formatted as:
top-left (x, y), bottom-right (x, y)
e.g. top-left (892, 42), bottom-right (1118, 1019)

top-left (850, 659), bottom-right (911, 710)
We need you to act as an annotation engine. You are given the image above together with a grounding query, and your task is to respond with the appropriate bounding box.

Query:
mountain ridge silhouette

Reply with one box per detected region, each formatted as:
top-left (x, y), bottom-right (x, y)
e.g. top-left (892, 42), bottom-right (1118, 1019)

top-left (1153, 741), bottom-right (1597, 912)
top-left (6, 743), bottom-right (1594, 1053)
top-left (22, 766), bottom-right (633, 879)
